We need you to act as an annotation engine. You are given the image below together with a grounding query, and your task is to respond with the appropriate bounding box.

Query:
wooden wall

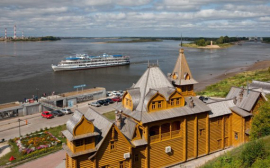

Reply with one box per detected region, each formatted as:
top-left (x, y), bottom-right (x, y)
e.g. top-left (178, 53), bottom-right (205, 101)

top-left (209, 117), bottom-right (222, 153)
top-left (96, 126), bottom-right (131, 167)
top-left (132, 146), bottom-right (146, 168)
top-left (149, 137), bottom-right (184, 167)
top-left (77, 154), bottom-right (93, 168)
top-left (231, 112), bottom-right (244, 146)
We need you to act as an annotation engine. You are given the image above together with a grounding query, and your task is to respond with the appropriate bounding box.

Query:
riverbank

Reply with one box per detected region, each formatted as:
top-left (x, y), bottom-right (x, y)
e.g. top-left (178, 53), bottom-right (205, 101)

top-left (195, 60), bottom-right (270, 96)
top-left (183, 43), bottom-right (233, 49)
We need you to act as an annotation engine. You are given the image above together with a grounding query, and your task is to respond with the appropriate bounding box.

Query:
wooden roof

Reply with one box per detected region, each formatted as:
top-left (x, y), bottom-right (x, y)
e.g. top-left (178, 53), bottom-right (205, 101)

top-left (226, 87), bottom-right (261, 112)
top-left (207, 100), bottom-right (233, 118)
top-left (230, 106), bottom-right (252, 117)
top-left (250, 80), bottom-right (270, 94)
top-left (170, 49), bottom-right (198, 86)
top-left (115, 96), bottom-right (210, 124)
top-left (131, 65), bottom-right (173, 112)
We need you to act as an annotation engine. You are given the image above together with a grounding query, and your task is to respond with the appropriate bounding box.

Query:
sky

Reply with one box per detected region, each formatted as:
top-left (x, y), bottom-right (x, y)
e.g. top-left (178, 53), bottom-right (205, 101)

top-left (0, 0), bottom-right (270, 37)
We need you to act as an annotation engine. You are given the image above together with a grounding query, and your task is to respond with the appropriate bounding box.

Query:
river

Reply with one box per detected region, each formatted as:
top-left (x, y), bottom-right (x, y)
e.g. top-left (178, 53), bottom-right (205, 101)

top-left (0, 39), bottom-right (269, 104)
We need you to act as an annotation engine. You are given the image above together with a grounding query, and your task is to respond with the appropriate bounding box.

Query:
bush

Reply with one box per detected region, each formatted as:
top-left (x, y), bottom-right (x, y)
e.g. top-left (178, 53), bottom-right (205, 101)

top-left (241, 140), bottom-right (267, 167)
top-left (251, 101), bottom-right (270, 140)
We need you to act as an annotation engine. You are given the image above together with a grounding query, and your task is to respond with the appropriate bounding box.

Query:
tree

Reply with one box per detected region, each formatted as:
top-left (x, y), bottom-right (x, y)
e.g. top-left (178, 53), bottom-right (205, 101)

top-left (216, 36), bottom-right (224, 44)
top-left (251, 98), bottom-right (270, 140)
top-left (195, 39), bottom-right (206, 46)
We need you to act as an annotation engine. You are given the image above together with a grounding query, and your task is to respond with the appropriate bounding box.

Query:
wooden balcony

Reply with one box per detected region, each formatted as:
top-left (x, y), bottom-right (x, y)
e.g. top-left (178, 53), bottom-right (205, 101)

top-left (150, 130), bottom-right (181, 143)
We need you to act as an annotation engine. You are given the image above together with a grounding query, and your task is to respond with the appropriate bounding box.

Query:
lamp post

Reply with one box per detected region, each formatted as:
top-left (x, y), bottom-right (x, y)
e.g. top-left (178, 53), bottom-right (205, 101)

top-left (36, 88), bottom-right (39, 102)
top-left (18, 119), bottom-right (21, 137)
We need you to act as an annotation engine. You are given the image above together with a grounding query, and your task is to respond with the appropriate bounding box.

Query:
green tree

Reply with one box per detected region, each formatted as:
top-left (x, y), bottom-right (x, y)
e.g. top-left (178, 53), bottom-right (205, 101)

top-left (216, 36), bottom-right (224, 44)
top-left (251, 99), bottom-right (270, 140)
top-left (195, 39), bottom-right (206, 46)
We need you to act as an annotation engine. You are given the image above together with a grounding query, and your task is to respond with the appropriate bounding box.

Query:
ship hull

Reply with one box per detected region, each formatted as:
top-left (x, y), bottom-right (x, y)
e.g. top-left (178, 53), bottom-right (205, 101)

top-left (52, 62), bottom-right (130, 72)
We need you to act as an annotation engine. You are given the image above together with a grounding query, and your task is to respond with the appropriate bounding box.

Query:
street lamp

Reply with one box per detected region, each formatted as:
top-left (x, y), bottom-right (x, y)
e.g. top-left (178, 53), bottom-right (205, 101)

top-left (18, 119), bottom-right (21, 137)
top-left (36, 88), bottom-right (39, 102)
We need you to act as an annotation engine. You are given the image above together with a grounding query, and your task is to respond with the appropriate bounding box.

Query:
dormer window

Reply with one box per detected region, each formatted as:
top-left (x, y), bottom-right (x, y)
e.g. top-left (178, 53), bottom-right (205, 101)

top-left (152, 102), bottom-right (156, 109)
top-left (158, 101), bottom-right (162, 108)
top-left (176, 98), bottom-right (180, 105)
top-left (184, 73), bottom-right (190, 80)
top-left (170, 99), bottom-right (174, 106)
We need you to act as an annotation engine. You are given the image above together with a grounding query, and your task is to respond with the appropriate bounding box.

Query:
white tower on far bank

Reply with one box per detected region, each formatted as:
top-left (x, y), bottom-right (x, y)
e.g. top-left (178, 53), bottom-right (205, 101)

top-left (14, 25), bottom-right (16, 39)
top-left (5, 28), bottom-right (7, 39)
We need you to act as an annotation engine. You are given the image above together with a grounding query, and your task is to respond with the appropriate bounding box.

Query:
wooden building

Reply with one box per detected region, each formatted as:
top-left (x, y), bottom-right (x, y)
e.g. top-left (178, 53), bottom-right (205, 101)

top-left (62, 49), bottom-right (267, 168)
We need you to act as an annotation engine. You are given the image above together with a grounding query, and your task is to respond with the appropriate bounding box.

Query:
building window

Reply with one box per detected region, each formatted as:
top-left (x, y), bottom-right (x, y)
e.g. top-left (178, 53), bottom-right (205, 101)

top-left (134, 154), bottom-right (139, 162)
top-left (119, 161), bottom-right (125, 168)
top-left (110, 141), bottom-right (116, 151)
top-left (152, 102), bottom-right (156, 110)
top-left (170, 99), bottom-right (174, 106)
top-left (235, 132), bottom-right (238, 140)
top-left (101, 166), bottom-right (109, 168)
top-left (176, 98), bottom-right (180, 105)
top-left (199, 129), bottom-right (205, 136)
top-left (75, 139), bottom-right (83, 147)
top-left (126, 98), bottom-right (129, 106)
top-left (85, 138), bottom-right (92, 145)
top-left (158, 101), bottom-right (162, 108)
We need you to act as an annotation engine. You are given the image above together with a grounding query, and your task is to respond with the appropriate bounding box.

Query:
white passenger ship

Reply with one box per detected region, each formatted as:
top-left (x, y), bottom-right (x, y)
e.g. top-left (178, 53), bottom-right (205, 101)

top-left (51, 53), bottom-right (130, 72)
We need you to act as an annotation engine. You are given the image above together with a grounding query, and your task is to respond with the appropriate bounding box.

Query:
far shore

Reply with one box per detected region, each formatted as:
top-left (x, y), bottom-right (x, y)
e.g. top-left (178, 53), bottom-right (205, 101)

top-left (195, 60), bottom-right (270, 91)
top-left (183, 43), bottom-right (233, 49)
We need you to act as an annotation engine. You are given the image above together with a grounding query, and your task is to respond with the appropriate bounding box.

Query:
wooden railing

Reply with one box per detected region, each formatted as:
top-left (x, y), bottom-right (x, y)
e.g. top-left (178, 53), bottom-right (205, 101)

top-left (171, 130), bottom-right (180, 138)
top-left (161, 132), bottom-right (170, 140)
top-left (150, 135), bottom-right (160, 143)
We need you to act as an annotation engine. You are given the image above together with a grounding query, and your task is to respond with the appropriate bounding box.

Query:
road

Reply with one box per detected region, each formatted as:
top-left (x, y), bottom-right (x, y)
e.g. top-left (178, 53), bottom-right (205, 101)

top-left (0, 99), bottom-right (116, 140)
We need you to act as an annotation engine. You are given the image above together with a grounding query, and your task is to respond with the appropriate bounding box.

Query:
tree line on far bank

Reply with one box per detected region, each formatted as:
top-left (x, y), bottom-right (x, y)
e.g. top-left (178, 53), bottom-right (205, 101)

top-left (194, 36), bottom-right (248, 46)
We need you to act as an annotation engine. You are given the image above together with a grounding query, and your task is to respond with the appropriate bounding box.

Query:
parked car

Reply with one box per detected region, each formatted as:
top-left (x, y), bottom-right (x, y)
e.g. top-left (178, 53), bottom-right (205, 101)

top-left (119, 90), bottom-right (123, 93)
top-left (111, 91), bottom-right (118, 95)
top-left (106, 92), bottom-right (113, 97)
top-left (41, 111), bottom-right (53, 119)
top-left (112, 97), bottom-right (122, 102)
top-left (97, 100), bottom-right (105, 105)
top-left (199, 96), bottom-right (209, 103)
top-left (51, 110), bottom-right (64, 117)
top-left (89, 101), bottom-right (101, 107)
top-left (61, 108), bottom-right (72, 114)
top-left (105, 98), bottom-right (114, 104)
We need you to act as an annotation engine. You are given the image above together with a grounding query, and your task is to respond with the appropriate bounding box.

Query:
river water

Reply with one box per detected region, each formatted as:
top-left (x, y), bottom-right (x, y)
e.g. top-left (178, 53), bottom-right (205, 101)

top-left (0, 39), bottom-right (269, 104)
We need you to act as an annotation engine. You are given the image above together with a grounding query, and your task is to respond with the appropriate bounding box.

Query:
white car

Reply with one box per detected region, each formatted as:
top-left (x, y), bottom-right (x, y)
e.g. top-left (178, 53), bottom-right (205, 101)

top-left (60, 108), bottom-right (72, 114)
top-left (111, 91), bottom-right (118, 95)
top-left (89, 101), bottom-right (101, 107)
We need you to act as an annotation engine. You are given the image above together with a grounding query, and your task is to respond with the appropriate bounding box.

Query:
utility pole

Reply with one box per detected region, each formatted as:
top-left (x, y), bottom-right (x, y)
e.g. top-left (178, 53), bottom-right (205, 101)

top-left (18, 119), bottom-right (21, 137)
top-left (36, 88), bottom-right (39, 102)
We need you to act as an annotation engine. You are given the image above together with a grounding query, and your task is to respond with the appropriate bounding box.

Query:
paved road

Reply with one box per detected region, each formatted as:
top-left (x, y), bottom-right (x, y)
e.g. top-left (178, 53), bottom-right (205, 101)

top-left (0, 98), bottom-right (117, 140)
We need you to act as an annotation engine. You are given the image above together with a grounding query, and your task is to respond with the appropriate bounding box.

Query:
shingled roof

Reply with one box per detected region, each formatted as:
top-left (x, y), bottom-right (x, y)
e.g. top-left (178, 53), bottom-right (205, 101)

top-left (115, 96), bottom-right (210, 124)
top-left (250, 80), bottom-right (270, 94)
top-left (226, 87), bottom-right (261, 112)
top-left (170, 49), bottom-right (198, 86)
top-left (207, 100), bottom-right (234, 118)
top-left (131, 65), bottom-right (173, 112)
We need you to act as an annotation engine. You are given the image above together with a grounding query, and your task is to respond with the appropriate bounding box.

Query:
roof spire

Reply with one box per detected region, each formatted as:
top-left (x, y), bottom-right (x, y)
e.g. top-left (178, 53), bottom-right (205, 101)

top-left (181, 33), bottom-right (183, 47)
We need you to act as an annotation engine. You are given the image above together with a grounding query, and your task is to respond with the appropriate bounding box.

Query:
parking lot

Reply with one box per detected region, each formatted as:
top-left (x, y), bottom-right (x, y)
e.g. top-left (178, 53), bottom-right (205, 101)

top-left (0, 93), bottom-right (122, 140)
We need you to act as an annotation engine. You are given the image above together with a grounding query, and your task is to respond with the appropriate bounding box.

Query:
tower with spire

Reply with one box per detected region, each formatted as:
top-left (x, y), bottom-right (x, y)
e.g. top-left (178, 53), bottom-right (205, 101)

top-left (168, 48), bottom-right (197, 96)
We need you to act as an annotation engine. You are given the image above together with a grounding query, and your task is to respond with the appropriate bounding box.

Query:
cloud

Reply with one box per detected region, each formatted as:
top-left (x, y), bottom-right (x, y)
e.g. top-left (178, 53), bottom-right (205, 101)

top-left (0, 0), bottom-right (269, 36)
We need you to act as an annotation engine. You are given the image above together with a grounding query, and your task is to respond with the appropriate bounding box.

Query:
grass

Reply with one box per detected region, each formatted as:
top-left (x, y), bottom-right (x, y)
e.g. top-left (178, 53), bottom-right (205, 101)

top-left (102, 111), bottom-right (116, 121)
top-left (197, 69), bottom-right (270, 97)
top-left (201, 136), bottom-right (270, 168)
top-left (0, 124), bottom-right (66, 166)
